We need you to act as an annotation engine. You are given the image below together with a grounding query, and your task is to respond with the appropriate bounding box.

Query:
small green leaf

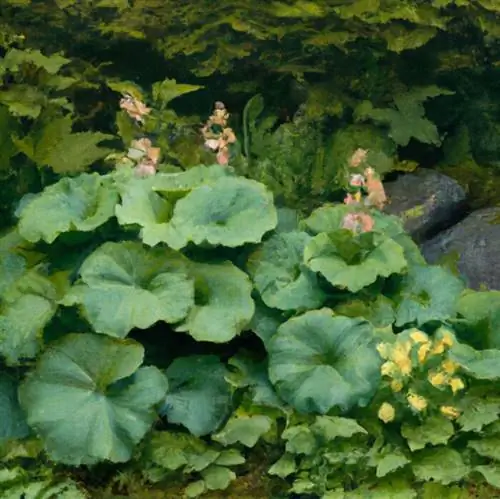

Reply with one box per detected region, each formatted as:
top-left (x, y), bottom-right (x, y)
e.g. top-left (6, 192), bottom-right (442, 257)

top-left (215, 449), bottom-right (245, 466)
top-left (457, 396), bottom-right (500, 432)
top-left (152, 78), bottom-right (203, 105)
top-left (401, 415), bottom-right (455, 451)
top-left (311, 416), bottom-right (367, 441)
top-left (268, 453), bottom-right (296, 478)
top-left (201, 465), bottom-right (236, 490)
top-left (282, 425), bottom-right (317, 455)
top-left (469, 436), bottom-right (500, 460)
top-left (185, 480), bottom-right (206, 498)
top-left (412, 448), bottom-right (469, 485)
top-left (0, 374), bottom-right (30, 442)
top-left (376, 452), bottom-right (410, 478)
top-left (475, 464), bottom-right (500, 489)
top-left (213, 415), bottom-right (272, 448)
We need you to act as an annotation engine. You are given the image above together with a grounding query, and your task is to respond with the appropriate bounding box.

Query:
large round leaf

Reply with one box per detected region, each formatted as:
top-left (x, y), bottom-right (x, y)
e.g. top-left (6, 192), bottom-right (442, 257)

top-left (163, 177), bottom-right (277, 249)
top-left (160, 355), bottom-right (232, 436)
top-left (176, 261), bottom-right (254, 343)
top-left (395, 265), bottom-right (465, 327)
top-left (304, 230), bottom-right (407, 292)
top-left (0, 373), bottom-right (30, 442)
top-left (18, 333), bottom-right (168, 465)
top-left (62, 241), bottom-right (194, 338)
top-left (268, 309), bottom-right (381, 413)
top-left (17, 173), bottom-right (118, 243)
top-left (247, 231), bottom-right (326, 311)
top-left (114, 172), bottom-right (172, 247)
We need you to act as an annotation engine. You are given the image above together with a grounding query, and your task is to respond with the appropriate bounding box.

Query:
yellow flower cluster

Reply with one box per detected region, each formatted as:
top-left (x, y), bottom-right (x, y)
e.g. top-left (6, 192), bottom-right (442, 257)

top-left (376, 328), bottom-right (463, 423)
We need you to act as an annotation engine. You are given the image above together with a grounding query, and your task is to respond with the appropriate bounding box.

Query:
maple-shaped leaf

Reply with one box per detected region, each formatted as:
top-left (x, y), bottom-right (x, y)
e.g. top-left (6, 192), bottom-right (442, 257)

top-left (354, 86), bottom-right (454, 146)
top-left (13, 115), bottom-right (114, 173)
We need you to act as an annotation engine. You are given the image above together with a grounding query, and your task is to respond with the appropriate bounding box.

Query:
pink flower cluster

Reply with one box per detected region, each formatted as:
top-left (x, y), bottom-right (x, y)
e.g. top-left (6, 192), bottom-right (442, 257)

top-left (201, 101), bottom-right (236, 165)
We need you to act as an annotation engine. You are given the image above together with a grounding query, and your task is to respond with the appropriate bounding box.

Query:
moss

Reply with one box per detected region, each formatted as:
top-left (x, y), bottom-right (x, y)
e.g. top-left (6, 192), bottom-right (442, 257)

top-left (437, 159), bottom-right (500, 210)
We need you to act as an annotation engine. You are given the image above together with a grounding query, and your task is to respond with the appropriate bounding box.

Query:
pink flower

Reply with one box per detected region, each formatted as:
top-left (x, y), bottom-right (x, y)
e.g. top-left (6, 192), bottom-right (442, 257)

top-left (349, 148), bottom-right (368, 167)
top-left (342, 212), bottom-right (374, 233)
top-left (204, 139), bottom-right (220, 151)
top-left (216, 148), bottom-right (230, 165)
top-left (349, 174), bottom-right (365, 187)
top-left (344, 194), bottom-right (359, 205)
top-left (135, 161), bottom-right (156, 177)
top-left (120, 94), bottom-right (151, 123)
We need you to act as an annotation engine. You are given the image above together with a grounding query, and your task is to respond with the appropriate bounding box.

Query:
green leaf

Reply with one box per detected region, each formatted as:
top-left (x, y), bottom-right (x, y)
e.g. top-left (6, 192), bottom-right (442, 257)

top-left (17, 173), bottom-right (118, 243)
top-left (114, 170), bottom-right (172, 246)
top-left (282, 425), bottom-right (317, 455)
top-left (354, 86), bottom-right (454, 146)
top-left (304, 231), bottom-right (407, 292)
top-left (469, 436), bottom-right (500, 460)
top-left (0, 374), bottom-right (30, 442)
top-left (1, 48), bottom-right (69, 74)
top-left (248, 298), bottom-right (284, 347)
top-left (185, 480), bottom-right (206, 498)
top-left (18, 333), bottom-right (168, 465)
top-left (62, 241), bottom-right (194, 338)
top-left (0, 272), bottom-right (57, 365)
top-left (201, 465), bottom-right (236, 490)
top-left (456, 290), bottom-right (500, 349)
top-left (163, 176), bottom-right (277, 249)
top-left (215, 449), bottom-right (245, 466)
top-left (302, 204), bottom-right (352, 234)
top-left (247, 231), bottom-right (326, 311)
top-left (144, 431), bottom-right (220, 472)
top-left (13, 115), bottom-right (114, 174)
top-left (160, 356), bottom-right (232, 437)
top-left (334, 295), bottom-right (395, 328)
top-left (176, 261), bottom-right (254, 343)
top-left (401, 415), bottom-right (455, 451)
top-left (420, 483), bottom-right (467, 499)
top-left (449, 343), bottom-right (500, 380)
top-left (311, 416), bottom-right (367, 441)
top-left (152, 78), bottom-right (203, 105)
top-left (395, 265), bottom-right (465, 327)
top-left (475, 465), bottom-right (500, 489)
top-left (456, 396), bottom-right (500, 432)
top-left (376, 451), bottom-right (411, 478)
top-left (412, 448), bottom-right (469, 485)
top-left (268, 309), bottom-right (382, 413)
top-left (268, 453), bottom-right (296, 478)
top-left (346, 477), bottom-right (417, 498)
top-left (213, 415), bottom-right (273, 448)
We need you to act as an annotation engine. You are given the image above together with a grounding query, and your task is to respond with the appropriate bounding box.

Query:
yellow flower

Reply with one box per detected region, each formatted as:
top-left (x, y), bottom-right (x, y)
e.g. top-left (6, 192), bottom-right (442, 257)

top-left (381, 361), bottom-right (397, 377)
top-left (407, 392), bottom-right (428, 412)
top-left (376, 342), bottom-right (390, 359)
top-left (428, 371), bottom-right (447, 387)
top-left (441, 330), bottom-right (454, 347)
top-left (441, 359), bottom-right (458, 375)
top-left (378, 402), bottom-right (396, 423)
top-left (449, 377), bottom-right (465, 394)
top-left (391, 379), bottom-right (403, 392)
top-left (431, 341), bottom-right (446, 355)
top-left (410, 330), bottom-right (429, 344)
top-left (440, 405), bottom-right (461, 419)
top-left (418, 342), bottom-right (431, 364)
top-left (391, 342), bottom-right (412, 375)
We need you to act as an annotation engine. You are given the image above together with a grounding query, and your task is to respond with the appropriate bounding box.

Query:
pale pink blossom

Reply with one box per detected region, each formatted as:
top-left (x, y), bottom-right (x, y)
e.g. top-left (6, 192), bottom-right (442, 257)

top-left (349, 174), bottom-right (365, 187)
top-left (342, 212), bottom-right (374, 233)
top-left (349, 148), bottom-right (368, 167)
top-left (135, 161), bottom-right (156, 177)
top-left (120, 94), bottom-right (151, 123)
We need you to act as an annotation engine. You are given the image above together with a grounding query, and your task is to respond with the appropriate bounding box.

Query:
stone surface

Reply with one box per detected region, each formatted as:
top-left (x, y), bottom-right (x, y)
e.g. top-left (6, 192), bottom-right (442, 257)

top-left (383, 169), bottom-right (467, 242)
top-left (422, 207), bottom-right (500, 290)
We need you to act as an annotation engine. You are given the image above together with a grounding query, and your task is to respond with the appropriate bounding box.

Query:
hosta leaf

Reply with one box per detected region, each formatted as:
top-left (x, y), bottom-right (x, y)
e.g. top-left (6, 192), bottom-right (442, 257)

top-left (17, 173), bottom-right (118, 243)
top-left (395, 265), bottom-right (465, 327)
top-left (401, 415), bottom-right (454, 451)
top-left (247, 231), bottom-right (326, 311)
top-left (18, 333), bottom-right (168, 465)
top-left (304, 231), bottom-right (407, 292)
top-left (163, 176), bottom-right (277, 249)
top-left (212, 415), bottom-right (273, 448)
top-left (13, 115), bottom-right (113, 174)
top-left (0, 272), bottom-right (57, 365)
top-left (176, 261), bottom-right (254, 343)
top-left (152, 164), bottom-right (233, 194)
top-left (268, 453), bottom-right (296, 478)
top-left (114, 170), bottom-right (172, 246)
top-left (62, 241), bottom-right (194, 338)
top-left (268, 309), bottom-right (382, 413)
top-left (0, 374), bottom-right (30, 442)
top-left (160, 356), bottom-right (232, 437)
top-left (412, 448), bottom-right (469, 485)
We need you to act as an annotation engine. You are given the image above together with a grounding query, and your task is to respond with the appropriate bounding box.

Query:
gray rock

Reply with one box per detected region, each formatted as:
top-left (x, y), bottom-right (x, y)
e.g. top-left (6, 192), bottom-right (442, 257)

top-left (422, 207), bottom-right (500, 290)
top-left (383, 169), bottom-right (467, 242)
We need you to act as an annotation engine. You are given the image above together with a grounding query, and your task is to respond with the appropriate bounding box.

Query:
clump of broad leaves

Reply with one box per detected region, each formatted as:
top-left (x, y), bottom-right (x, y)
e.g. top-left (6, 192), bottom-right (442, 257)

top-left (1, 154), bottom-right (500, 497)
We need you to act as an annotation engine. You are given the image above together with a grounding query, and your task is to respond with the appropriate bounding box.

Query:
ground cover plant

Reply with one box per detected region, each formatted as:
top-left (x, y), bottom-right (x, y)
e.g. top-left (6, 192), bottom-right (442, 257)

top-left (1, 92), bottom-right (500, 498)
